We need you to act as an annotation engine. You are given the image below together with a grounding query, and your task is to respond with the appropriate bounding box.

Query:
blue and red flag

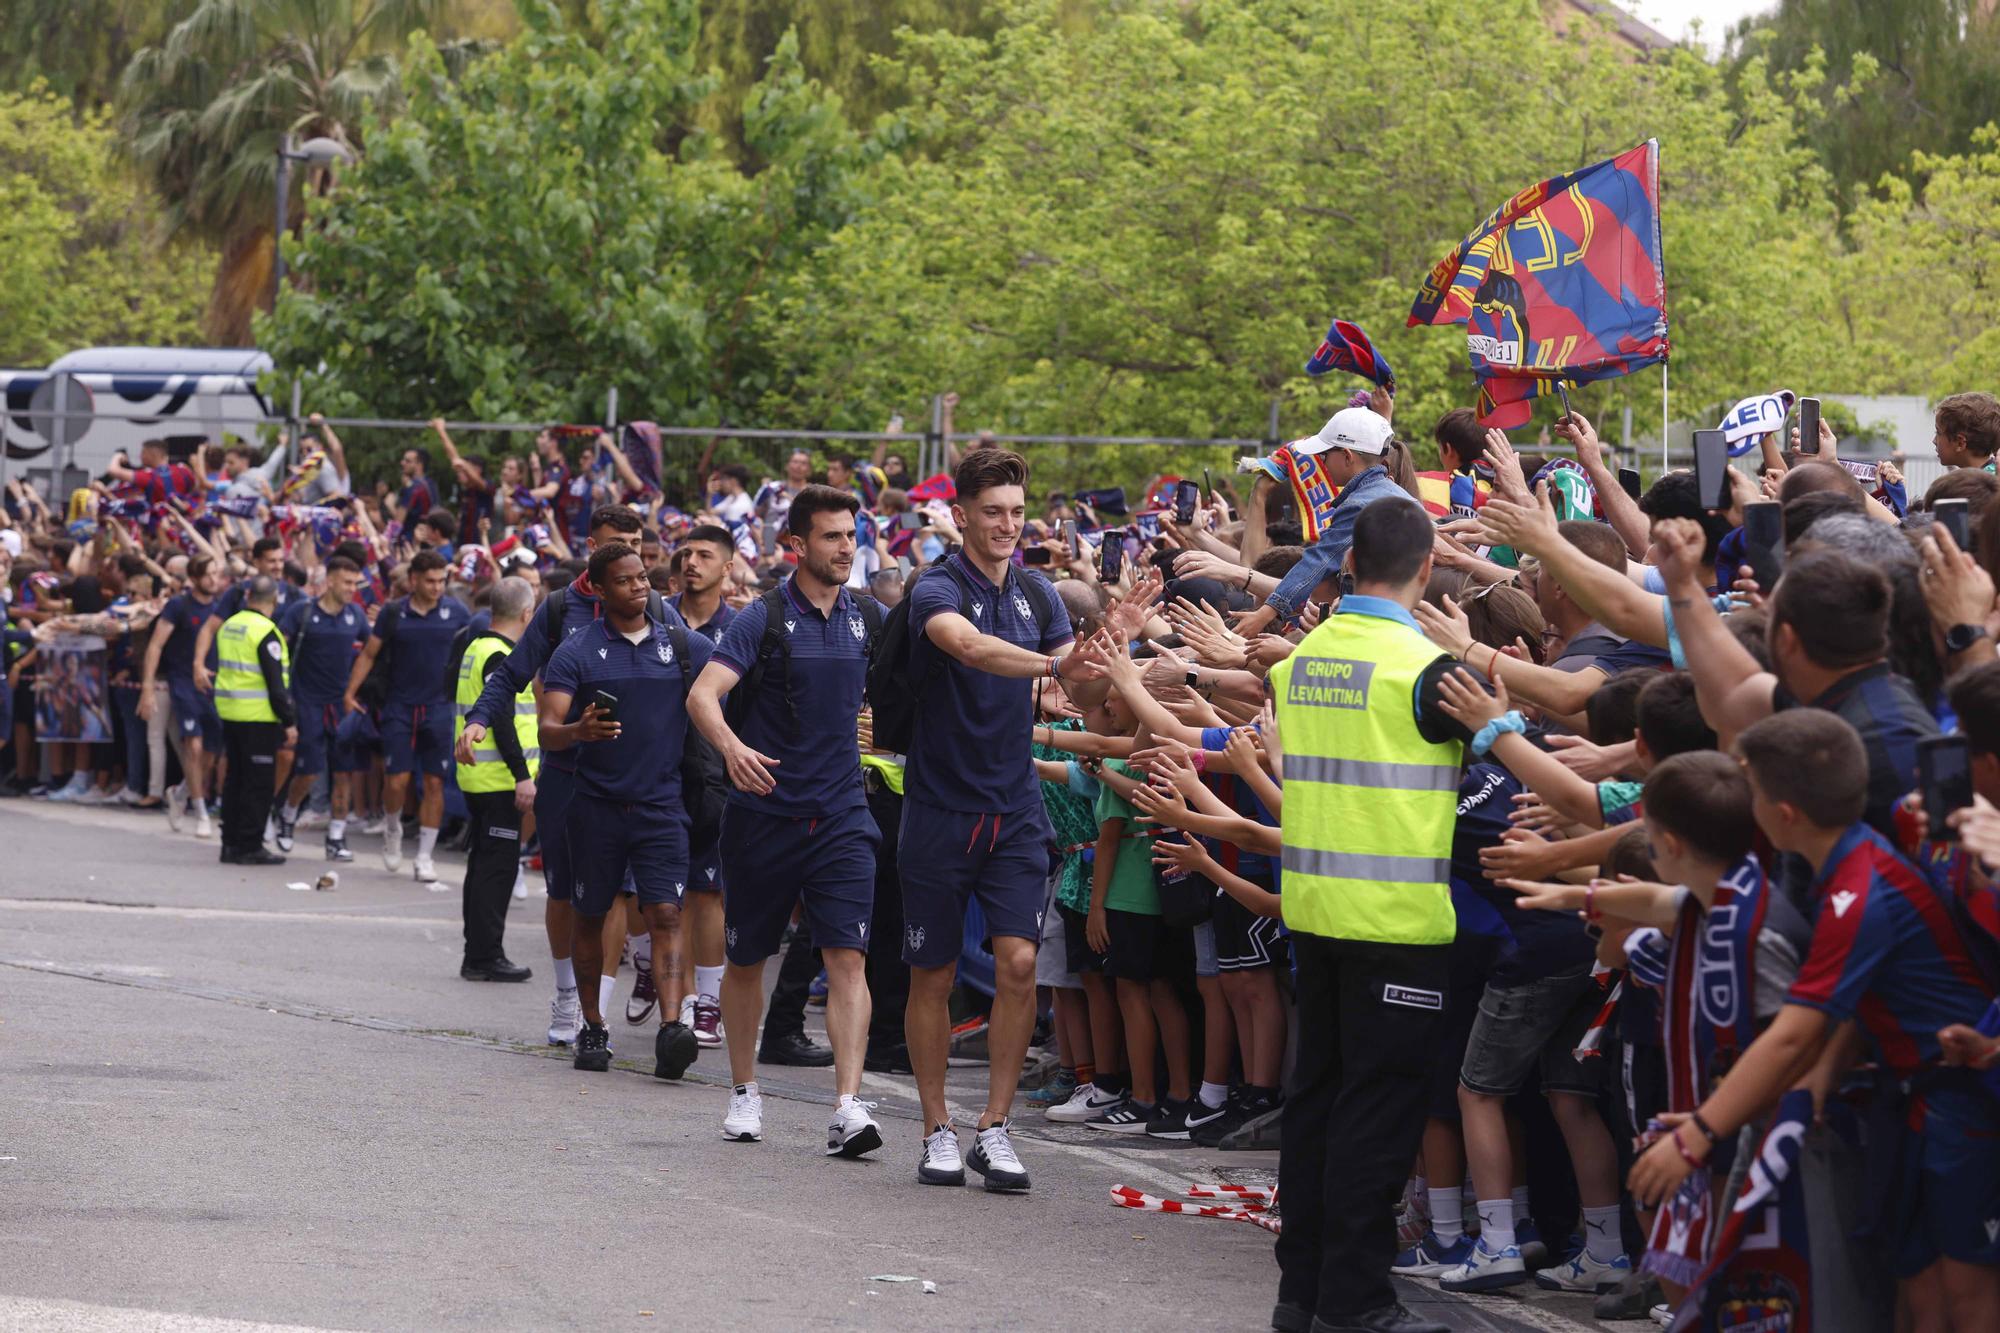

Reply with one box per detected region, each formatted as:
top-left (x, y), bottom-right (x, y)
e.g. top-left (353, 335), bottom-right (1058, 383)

top-left (1304, 318), bottom-right (1395, 388)
top-left (1409, 140), bottom-right (1668, 428)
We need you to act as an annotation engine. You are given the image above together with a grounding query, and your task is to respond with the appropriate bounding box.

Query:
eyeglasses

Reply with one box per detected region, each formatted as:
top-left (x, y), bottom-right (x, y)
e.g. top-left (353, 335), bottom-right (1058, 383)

top-left (1459, 577), bottom-right (1520, 604)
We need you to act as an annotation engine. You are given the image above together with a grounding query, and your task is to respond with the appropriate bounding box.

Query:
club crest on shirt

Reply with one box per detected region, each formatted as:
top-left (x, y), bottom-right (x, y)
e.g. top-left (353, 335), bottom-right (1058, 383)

top-left (1013, 593), bottom-right (1032, 621)
top-left (907, 925), bottom-right (926, 952)
top-left (849, 616), bottom-right (865, 640)
top-left (440, 607), bottom-right (450, 620)
top-left (657, 640), bottom-right (672, 665)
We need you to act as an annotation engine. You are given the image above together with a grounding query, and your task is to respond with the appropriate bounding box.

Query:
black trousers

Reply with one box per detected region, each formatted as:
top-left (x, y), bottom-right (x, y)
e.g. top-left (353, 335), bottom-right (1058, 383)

top-left (865, 781), bottom-right (909, 1050)
top-left (462, 789), bottom-right (520, 965)
top-left (1275, 932), bottom-right (1450, 1320)
top-left (220, 720), bottom-right (282, 855)
top-left (763, 921), bottom-right (818, 1043)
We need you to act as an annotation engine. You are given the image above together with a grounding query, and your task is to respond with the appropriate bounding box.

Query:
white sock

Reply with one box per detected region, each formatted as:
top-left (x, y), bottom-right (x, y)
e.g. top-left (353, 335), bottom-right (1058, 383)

top-left (281, 803), bottom-right (300, 822)
top-left (512, 864), bottom-right (526, 895)
top-left (1198, 1080), bottom-right (1228, 1109)
top-left (191, 796), bottom-right (207, 815)
top-left (1475, 1198), bottom-right (1515, 1252)
top-left (328, 819), bottom-right (346, 840)
top-left (1582, 1204), bottom-right (1623, 1263)
top-left (417, 826), bottom-right (439, 860)
top-left (1429, 1185), bottom-right (1464, 1243)
top-left (599, 973), bottom-right (617, 1014)
top-left (694, 964), bottom-right (723, 1002)
top-left (629, 931), bottom-right (652, 966)
top-left (736, 1080), bottom-right (758, 1095)
top-left (554, 958), bottom-right (576, 991)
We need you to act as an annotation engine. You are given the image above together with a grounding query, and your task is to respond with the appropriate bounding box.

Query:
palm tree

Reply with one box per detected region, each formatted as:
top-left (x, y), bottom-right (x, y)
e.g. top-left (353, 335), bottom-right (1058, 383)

top-left (120, 0), bottom-right (493, 344)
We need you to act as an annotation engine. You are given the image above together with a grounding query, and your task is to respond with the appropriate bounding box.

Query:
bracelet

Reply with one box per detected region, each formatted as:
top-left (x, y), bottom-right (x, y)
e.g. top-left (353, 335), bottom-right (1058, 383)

top-left (1584, 881), bottom-right (1599, 921)
top-left (1670, 1126), bottom-right (1701, 1169)
top-left (1240, 570), bottom-right (1252, 592)
top-left (1487, 644), bottom-right (1504, 678)
top-left (1690, 1111), bottom-right (1719, 1145)
top-left (1469, 709), bottom-right (1527, 757)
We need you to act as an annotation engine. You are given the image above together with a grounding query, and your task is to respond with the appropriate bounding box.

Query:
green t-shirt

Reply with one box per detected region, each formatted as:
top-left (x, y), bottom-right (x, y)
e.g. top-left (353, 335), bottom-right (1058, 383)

top-left (1093, 759), bottom-right (1161, 915)
top-left (1036, 721), bottom-right (1100, 914)
top-left (1598, 778), bottom-right (1645, 823)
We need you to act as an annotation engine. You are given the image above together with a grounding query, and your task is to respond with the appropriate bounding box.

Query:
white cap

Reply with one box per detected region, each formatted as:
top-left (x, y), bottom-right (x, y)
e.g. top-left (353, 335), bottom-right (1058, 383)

top-left (1298, 406), bottom-right (1393, 457)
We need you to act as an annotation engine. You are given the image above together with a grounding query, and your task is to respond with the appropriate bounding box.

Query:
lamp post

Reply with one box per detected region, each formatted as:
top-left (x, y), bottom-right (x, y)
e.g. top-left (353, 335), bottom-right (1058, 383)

top-left (272, 133), bottom-right (353, 303)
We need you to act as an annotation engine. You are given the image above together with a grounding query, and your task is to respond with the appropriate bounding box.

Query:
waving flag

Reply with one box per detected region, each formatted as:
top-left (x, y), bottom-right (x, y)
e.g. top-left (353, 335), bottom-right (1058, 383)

top-left (1304, 318), bottom-right (1396, 388)
top-left (1410, 140), bottom-right (1668, 428)
top-left (1238, 445), bottom-right (1342, 543)
top-left (1669, 1090), bottom-right (1814, 1332)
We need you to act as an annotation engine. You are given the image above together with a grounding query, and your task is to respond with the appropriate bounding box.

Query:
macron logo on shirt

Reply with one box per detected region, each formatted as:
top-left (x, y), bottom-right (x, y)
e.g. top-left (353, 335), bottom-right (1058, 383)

top-left (1830, 889), bottom-right (1858, 919)
top-left (598, 647), bottom-right (607, 660)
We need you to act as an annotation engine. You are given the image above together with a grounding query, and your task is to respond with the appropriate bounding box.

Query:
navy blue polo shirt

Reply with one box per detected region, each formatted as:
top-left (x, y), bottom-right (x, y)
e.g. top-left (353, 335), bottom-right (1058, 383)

top-left (713, 577), bottom-right (866, 817)
top-left (373, 595), bottom-right (471, 706)
top-left (157, 592), bottom-right (216, 680)
top-left (906, 553), bottom-right (1073, 815)
top-left (669, 594), bottom-right (736, 644)
top-left (544, 618), bottom-right (711, 805)
top-left (278, 598), bottom-right (368, 704)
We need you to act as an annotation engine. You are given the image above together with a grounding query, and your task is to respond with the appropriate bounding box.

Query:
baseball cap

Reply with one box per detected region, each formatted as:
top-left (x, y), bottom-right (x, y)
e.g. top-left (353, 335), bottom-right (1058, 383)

top-left (1297, 406), bottom-right (1393, 457)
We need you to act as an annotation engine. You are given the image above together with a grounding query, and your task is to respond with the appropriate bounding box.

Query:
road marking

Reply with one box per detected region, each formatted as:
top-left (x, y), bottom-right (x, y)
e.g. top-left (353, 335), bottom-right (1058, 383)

top-left (0, 898), bottom-right (456, 928)
top-left (0, 1295), bottom-right (351, 1332)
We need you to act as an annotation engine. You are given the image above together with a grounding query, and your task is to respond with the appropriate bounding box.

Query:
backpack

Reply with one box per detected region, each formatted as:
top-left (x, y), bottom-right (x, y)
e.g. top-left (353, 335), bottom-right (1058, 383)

top-left (540, 584), bottom-right (672, 641)
top-left (356, 599), bottom-right (401, 711)
top-left (865, 562), bottom-right (1057, 756)
top-left (724, 587), bottom-right (885, 731)
top-left (667, 621), bottom-right (728, 858)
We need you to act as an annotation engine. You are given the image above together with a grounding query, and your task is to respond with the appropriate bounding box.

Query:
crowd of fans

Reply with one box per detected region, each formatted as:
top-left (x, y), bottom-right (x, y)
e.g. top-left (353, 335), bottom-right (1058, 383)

top-left (5, 383), bottom-right (2000, 1332)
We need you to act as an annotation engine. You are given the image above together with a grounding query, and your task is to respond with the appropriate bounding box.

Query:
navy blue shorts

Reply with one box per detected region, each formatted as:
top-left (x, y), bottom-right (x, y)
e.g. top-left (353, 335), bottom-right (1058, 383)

top-left (167, 678), bottom-right (221, 749)
top-left (570, 794), bottom-right (688, 918)
top-left (896, 796), bottom-right (1049, 969)
top-left (293, 700), bottom-right (363, 777)
top-left (718, 803), bottom-right (878, 966)
top-left (1896, 1083), bottom-right (2000, 1276)
top-left (690, 843), bottom-right (722, 895)
top-left (535, 762), bottom-right (577, 901)
top-left (380, 701), bottom-right (452, 777)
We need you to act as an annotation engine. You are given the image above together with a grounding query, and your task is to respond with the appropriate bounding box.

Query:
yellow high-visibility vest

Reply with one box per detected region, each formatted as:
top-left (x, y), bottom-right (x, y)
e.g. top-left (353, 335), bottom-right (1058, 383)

top-left (1268, 608), bottom-right (1461, 945)
top-left (455, 633), bottom-right (538, 791)
top-left (214, 609), bottom-right (287, 724)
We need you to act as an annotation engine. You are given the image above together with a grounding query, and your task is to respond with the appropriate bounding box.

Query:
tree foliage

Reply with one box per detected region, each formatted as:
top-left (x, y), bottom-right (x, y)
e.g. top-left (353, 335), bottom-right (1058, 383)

top-left (0, 82), bottom-right (209, 366)
top-left (259, 0), bottom-right (884, 479)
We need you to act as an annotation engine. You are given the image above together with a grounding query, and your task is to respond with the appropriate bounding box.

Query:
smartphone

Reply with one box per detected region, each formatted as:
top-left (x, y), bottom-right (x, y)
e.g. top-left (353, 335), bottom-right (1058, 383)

top-left (1099, 532), bottom-right (1125, 583)
top-left (1023, 546), bottom-right (1054, 566)
top-left (1936, 497), bottom-right (1972, 552)
top-left (1062, 518), bottom-right (1079, 559)
top-left (1919, 735), bottom-right (1973, 841)
top-left (1693, 429), bottom-right (1731, 511)
top-left (1798, 398), bottom-right (1821, 456)
top-left (1555, 381), bottom-right (1573, 423)
top-left (896, 511), bottom-right (923, 533)
top-left (1618, 466), bottom-right (1642, 501)
top-left (1742, 501), bottom-right (1784, 591)
top-left (589, 688), bottom-right (619, 723)
top-left (1174, 479), bottom-right (1199, 526)
top-left (1202, 468), bottom-right (1214, 506)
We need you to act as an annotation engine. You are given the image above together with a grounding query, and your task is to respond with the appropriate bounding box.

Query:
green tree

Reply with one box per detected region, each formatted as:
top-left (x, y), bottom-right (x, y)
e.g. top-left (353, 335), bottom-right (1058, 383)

top-left (760, 0), bottom-right (1848, 489)
top-left (0, 82), bottom-right (209, 365)
top-left (0, 0), bottom-right (177, 110)
top-left (258, 0), bottom-right (882, 482)
top-left (119, 0), bottom-right (489, 346)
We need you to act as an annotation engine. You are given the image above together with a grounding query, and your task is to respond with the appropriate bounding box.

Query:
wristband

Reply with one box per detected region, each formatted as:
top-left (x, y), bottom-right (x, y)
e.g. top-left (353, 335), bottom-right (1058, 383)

top-left (1690, 1111), bottom-right (1719, 1145)
top-left (1670, 1126), bottom-right (1701, 1169)
top-left (1584, 881), bottom-right (1599, 922)
top-left (1188, 751), bottom-right (1207, 772)
top-left (1469, 710), bottom-right (1527, 757)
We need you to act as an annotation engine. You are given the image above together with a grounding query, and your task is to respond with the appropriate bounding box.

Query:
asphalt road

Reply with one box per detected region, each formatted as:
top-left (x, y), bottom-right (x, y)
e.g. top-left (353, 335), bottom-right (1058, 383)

top-left (0, 798), bottom-right (1631, 1332)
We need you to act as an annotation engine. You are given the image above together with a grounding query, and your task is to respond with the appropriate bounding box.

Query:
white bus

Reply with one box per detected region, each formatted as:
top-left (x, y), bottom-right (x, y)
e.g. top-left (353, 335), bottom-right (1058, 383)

top-left (0, 347), bottom-right (276, 492)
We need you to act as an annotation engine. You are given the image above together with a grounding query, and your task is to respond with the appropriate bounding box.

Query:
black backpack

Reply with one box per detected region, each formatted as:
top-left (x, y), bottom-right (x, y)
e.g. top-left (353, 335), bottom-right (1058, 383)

top-left (356, 599), bottom-right (401, 710)
top-left (540, 584), bottom-right (672, 641)
top-left (665, 621), bottom-right (729, 858)
top-left (723, 587), bottom-right (885, 731)
top-left (865, 563), bottom-right (1057, 756)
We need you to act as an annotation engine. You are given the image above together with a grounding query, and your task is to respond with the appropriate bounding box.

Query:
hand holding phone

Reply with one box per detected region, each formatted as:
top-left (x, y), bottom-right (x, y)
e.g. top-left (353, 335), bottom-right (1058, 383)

top-left (1618, 467), bottom-right (1642, 501)
top-left (1936, 498), bottom-right (1972, 553)
top-left (1693, 430), bottom-right (1731, 511)
top-left (1100, 532), bottom-right (1125, 583)
top-left (1798, 398), bottom-right (1821, 456)
top-left (1174, 480), bottom-right (1199, 526)
top-left (1920, 736), bottom-right (1974, 842)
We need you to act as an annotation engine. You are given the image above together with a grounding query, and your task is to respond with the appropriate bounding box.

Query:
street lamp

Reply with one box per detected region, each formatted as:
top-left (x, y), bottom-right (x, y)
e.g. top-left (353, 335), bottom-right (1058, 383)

top-left (272, 133), bottom-right (353, 302)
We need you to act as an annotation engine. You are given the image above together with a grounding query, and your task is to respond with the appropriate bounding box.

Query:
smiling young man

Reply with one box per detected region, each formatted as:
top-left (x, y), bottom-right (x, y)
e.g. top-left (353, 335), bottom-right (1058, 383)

top-left (898, 448), bottom-right (1106, 1192)
top-left (687, 487), bottom-right (885, 1157)
top-left (540, 543), bottom-right (712, 1078)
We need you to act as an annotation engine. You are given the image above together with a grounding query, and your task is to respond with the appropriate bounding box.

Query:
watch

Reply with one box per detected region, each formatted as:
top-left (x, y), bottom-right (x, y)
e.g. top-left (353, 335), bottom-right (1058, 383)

top-left (1183, 668), bottom-right (1200, 689)
top-left (1945, 623), bottom-right (1990, 655)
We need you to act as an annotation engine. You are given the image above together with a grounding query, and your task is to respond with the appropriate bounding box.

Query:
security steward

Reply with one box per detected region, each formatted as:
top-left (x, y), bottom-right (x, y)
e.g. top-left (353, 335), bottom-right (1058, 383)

top-left (453, 575), bottom-right (539, 983)
top-left (214, 575), bottom-right (296, 867)
top-left (1263, 500), bottom-right (1471, 1333)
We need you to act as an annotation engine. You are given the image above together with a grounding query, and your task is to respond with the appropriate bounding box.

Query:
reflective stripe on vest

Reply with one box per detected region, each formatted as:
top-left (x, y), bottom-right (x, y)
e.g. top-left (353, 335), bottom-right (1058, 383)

top-left (1269, 610), bottom-right (1460, 946)
top-left (214, 610), bottom-right (287, 723)
top-left (454, 633), bottom-right (537, 791)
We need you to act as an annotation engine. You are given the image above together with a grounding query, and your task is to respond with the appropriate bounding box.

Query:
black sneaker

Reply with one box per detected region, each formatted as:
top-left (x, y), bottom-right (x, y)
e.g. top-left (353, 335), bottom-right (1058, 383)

top-left (1190, 1092), bottom-right (1252, 1147)
top-left (1087, 1099), bottom-right (1157, 1134)
top-left (864, 1043), bottom-right (914, 1075)
top-left (324, 837), bottom-right (353, 862)
top-left (273, 811), bottom-right (297, 853)
top-left (653, 1020), bottom-right (699, 1080)
top-left (573, 1022), bottom-right (612, 1072)
top-left (1145, 1097), bottom-right (1196, 1141)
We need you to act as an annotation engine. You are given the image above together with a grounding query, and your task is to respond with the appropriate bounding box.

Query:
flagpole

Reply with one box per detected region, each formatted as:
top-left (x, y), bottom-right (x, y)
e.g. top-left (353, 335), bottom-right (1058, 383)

top-left (1661, 361), bottom-right (1670, 476)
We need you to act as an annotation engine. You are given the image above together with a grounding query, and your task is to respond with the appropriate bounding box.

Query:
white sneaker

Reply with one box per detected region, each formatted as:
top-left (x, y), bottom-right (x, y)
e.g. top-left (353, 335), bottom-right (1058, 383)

top-left (1533, 1249), bottom-right (1631, 1292)
top-left (1045, 1082), bottom-right (1126, 1123)
top-left (296, 808), bottom-right (327, 829)
top-left (193, 811), bottom-right (213, 839)
top-left (382, 821), bottom-right (403, 873)
top-left (918, 1122), bottom-right (964, 1186)
top-left (968, 1120), bottom-right (1030, 1192)
top-left (512, 865), bottom-right (527, 899)
top-left (1439, 1237), bottom-right (1529, 1292)
top-left (547, 988), bottom-right (582, 1045)
top-left (262, 815), bottom-right (277, 846)
top-left (723, 1082), bottom-right (764, 1142)
top-left (677, 993), bottom-right (696, 1029)
top-left (116, 788), bottom-right (146, 807)
top-left (414, 854), bottom-right (437, 883)
top-left (827, 1095), bottom-right (882, 1158)
top-left (48, 773), bottom-right (89, 802)
top-left (1649, 1303), bottom-right (1673, 1327)
top-left (357, 814), bottom-right (385, 836)
top-left (74, 785), bottom-right (113, 806)
top-left (165, 784), bottom-right (187, 831)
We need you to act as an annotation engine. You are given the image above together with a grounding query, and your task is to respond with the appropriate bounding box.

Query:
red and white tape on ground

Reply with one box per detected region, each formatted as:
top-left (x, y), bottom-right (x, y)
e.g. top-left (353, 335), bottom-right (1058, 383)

top-left (1109, 1185), bottom-right (1282, 1235)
